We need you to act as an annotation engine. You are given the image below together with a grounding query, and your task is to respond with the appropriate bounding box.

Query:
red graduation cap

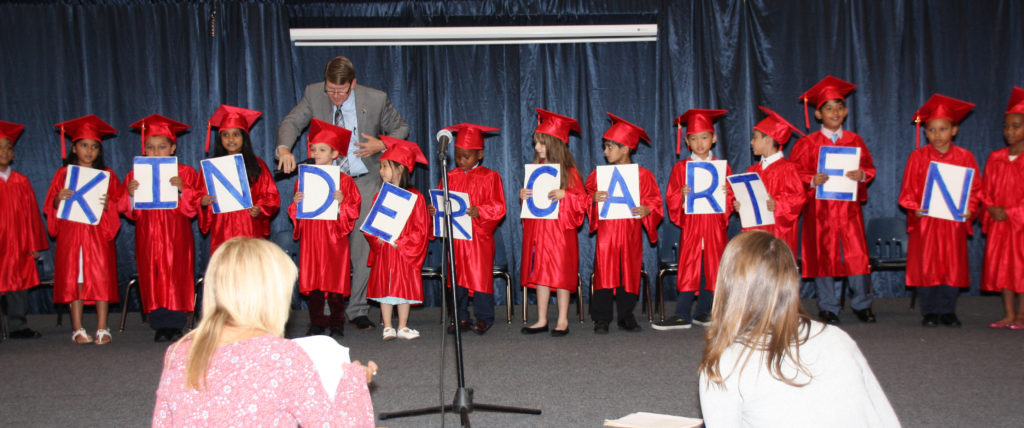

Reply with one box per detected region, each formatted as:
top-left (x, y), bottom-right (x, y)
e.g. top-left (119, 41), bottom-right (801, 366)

top-left (0, 120), bottom-right (26, 144)
top-left (444, 123), bottom-right (500, 150)
top-left (1006, 86), bottom-right (1024, 116)
top-left (205, 105), bottom-right (262, 153)
top-left (307, 118), bottom-right (351, 158)
top-left (380, 135), bottom-right (428, 172)
top-left (54, 114), bottom-right (117, 159)
top-left (672, 109), bottom-right (728, 154)
top-left (911, 94), bottom-right (975, 149)
top-left (601, 113), bottom-right (650, 150)
top-left (798, 76), bottom-right (857, 129)
top-left (754, 106), bottom-right (805, 146)
top-left (130, 114), bottom-right (189, 155)
top-left (534, 108), bottom-right (581, 143)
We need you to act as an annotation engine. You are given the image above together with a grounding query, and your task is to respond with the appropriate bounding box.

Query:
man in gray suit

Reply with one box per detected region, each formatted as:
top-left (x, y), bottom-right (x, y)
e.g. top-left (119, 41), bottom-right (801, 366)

top-left (276, 56), bottom-right (409, 332)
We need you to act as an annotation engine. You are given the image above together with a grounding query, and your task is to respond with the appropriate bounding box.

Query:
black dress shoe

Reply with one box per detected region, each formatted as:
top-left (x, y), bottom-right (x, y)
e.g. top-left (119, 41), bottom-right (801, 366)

top-left (305, 325), bottom-right (327, 336)
top-left (8, 328), bottom-right (42, 339)
top-left (617, 317), bottom-right (642, 332)
top-left (819, 311), bottom-right (841, 325)
top-left (594, 321), bottom-right (610, 335)
top-left (349, 316), bottom-right (376, 331)
top-left (154, 328), bottom-right (171, 342)
top-left (447, 320), bottom-right (473, 334)
top-left (329, 326), bottom-right (345, 338)
top-left (939, 313), bottom-right (962, 327)
top-left (922, 314), bottom-right (940, 327)
top-left (471, 320), bottom-right (491, 335)
top-left (520, 324), bottom-right (549, 335)
top-left (167, 328), bottom-right (184, 341)
top-left (550, 327), bottom-right (570, 337)
top-left (853, 308), bottom-right (877, 323)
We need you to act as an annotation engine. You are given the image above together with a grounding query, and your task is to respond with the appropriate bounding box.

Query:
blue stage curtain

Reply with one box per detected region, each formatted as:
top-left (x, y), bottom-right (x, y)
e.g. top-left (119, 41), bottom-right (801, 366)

top-left (2, 1), bottom-right (1023, 313)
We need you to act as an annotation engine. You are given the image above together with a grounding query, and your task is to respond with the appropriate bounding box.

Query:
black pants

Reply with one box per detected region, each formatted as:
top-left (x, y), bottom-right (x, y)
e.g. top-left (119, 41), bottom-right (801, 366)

top-left (308, 291), bottom-right (346, 327)
top-left (149, 308), bottom-right (186, 330)
top-left (590, 286), bottom-right (638, 323)
top-left (456, 286), bottom-right (494, 325)
top-left (917, 285), bottom-right (960, 315)
top-left (674, 263), bottom-right (713, 320)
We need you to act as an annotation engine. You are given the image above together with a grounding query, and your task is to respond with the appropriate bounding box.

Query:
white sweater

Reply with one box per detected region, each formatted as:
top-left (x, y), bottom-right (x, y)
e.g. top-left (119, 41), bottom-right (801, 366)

top-left (699, 322), bottom-right (900, 428)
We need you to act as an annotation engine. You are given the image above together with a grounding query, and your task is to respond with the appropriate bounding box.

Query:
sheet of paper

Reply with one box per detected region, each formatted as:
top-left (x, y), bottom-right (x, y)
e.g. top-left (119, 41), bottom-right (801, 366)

top-left (604, 411), bottom-right (703, 428)
top-left (521, 163), bottom-right (561, 220)
top-left (297, 164), bottom-right (341, 220)
top-left (429, 189), bottom-right (473, 240)
top-left (360, 182), bottom-right (418, 244)
top-left (596, 164), bottom-right (641, 220)
top-left (685, 160), bottom-right (727, 214)
top-left (132, 156), bottom-right (178, 210)
top-left (727, 172), bottom-right (775, 228)
top-left (57, 165), bottom-right (110, 225)
top-left (815, 146), bottom-right (860, 201)
top-left (921, 161), bottom-right (975, 222)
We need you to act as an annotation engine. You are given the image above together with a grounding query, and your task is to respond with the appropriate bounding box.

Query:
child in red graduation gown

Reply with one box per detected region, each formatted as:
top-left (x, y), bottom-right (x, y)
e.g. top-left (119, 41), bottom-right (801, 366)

top-left (739, 107), bottom-right (807, 254)
top-left (429, 123), bottom-right (506, 334)
top-left (289, 119), bottom-right (361, 338)
top-left (44, 115), bottom-right (121, 345)
top-left (519, 108), bottom-right (588, 337)
top-left (898, 94), bottom-right (980, 327)
top-left (364, 136), bottom-right (429, 341)
top-left (586, 113), bottom-right (662, 334)
top-left (980, 86), bottom-right (1024, 330)
top-left (198, 105), bottom-right (280, 255)
top-left (0, 120), bottom-right (48, 339)
top-left (656, 109), bottom-right (731, 331)
top-left (120, 115), bottom-right (201, 342)
top-left (791, 77), bottom-right (877, 325)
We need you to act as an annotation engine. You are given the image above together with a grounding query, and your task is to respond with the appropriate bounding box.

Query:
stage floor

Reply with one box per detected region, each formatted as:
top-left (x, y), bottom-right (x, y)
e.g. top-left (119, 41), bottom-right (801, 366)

top-left (1, 296), bottom-right (1021, 427)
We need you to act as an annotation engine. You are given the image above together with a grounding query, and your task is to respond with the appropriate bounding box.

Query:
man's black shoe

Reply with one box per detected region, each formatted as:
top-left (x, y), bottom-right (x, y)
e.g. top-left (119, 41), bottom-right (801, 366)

top-left (594, 321), bottom-right (610, 334)
top-left (349, 316), bottom-right (376, 331)
top-left (617, 317), bottom-right (642, 332)
top-left (819, 311), bottom-right (841, 325)
top-left (853, 308), bottom-right (877, 323)
top-left (922, 314), bottom-right (939, 327)
top-left (939, 313), bottom-right (962, 327)
top-left (305, 325), bottom-right (327, 336)
top-left (8, 328), bottom-right (42, 339)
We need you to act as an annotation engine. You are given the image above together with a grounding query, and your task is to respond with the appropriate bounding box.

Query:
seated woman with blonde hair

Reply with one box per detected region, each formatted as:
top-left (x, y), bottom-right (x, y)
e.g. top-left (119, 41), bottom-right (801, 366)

top-left (698, 231), bottom-right (899, 427)
top-left (153, 237), bottom-right (377, 427)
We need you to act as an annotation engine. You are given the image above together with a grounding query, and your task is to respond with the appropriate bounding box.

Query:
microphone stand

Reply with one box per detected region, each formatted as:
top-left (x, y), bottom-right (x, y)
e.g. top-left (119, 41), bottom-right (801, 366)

top-left (379, 136), bottom-right (541, 427)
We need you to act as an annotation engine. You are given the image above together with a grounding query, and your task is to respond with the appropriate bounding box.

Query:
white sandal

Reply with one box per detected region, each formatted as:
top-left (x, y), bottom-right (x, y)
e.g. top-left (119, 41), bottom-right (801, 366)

top-left (94, 328), bottom-right (112, 345)
top-left (382, 327), bottom-right (397, 341)
top-left (71, 328), bottom-right (93, 344)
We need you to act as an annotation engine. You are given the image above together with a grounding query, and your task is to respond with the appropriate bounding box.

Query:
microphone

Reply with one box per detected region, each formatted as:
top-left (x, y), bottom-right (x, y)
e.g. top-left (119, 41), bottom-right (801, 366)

top-left (436, 129), bottom-right (453, 159)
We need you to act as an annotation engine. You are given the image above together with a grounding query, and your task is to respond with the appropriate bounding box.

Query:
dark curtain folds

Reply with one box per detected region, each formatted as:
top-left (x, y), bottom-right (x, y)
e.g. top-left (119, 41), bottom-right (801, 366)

top-left (3, 1), bottom-right (1023, 312)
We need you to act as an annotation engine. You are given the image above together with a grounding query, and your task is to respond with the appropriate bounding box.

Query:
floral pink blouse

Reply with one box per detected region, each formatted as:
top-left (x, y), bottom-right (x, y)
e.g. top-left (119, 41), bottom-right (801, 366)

top-left (153, 335), bottom-right (374, 427)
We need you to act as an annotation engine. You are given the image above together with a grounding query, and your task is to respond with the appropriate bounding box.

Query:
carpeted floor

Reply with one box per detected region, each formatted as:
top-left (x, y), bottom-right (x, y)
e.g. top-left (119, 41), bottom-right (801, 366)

top-left (1, 296), bottom-right (1021, 427)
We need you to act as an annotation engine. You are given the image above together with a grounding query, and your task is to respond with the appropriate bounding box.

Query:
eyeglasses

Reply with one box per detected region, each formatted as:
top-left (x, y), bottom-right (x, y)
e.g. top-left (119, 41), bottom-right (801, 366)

top-left (324, 83), bottom-right (352, 96)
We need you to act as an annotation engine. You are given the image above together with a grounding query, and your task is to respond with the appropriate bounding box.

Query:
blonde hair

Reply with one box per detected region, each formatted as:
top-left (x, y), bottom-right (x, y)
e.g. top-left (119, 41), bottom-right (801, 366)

top-left (182, 237), bottom-right (298, 390)
top-left (532, 132), bottom-right (581, 190)
top-left (698, 230), bottom-right (812, 387)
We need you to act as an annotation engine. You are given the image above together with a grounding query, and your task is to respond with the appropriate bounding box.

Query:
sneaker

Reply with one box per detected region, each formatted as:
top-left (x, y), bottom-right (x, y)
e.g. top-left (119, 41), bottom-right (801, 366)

top-left (692, 314), bottom-right (711, 326)
top-left (382, 327), bottom-right (397, 341)
top-left (594, 320), bottom-right (610, 334)
top-left (652, 316), bottom-right (692, 331)
top-left (397, 327), bottom-right (420, 340)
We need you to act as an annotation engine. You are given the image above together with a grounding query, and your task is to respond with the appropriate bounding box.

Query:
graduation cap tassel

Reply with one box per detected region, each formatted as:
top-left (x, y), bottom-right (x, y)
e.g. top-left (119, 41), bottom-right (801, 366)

top-left (676, 124), bottom-right (682, 155)
top-left (60, 126), bottom-right (66, 159)
top-left (205, 121), bottom-right (212, 153)
top-left (140, 124), bottom-right (146, 155)
top-left (804, 98), bottom-right (810, 130)
top-left (915, 117), bottom-right (921, 149)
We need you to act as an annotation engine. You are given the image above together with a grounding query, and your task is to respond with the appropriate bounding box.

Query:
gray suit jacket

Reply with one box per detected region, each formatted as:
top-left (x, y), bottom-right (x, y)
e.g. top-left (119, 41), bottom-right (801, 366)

top-left (276, 82), bottom-right (410, 178)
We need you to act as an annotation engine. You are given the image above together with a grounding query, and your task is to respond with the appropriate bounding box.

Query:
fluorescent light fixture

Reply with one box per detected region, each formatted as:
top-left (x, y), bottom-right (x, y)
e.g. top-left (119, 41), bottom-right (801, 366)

top-left (290, 24), bottom-right (657, 46)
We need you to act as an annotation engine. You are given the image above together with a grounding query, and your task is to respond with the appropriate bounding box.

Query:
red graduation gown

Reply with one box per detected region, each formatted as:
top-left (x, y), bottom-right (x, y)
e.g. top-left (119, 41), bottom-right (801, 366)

top-left (288, 173), bottom-right (361, 296)
top-left (585, 166), bottom-right (663, 294)
top-left (791, 131), bottom-right (875, 277)
top-left (0, 171), bottom-right (48, 292)
top-left (745, 157), bottom-right (807, 255)
top-left (434, 166), bottom-right (506, 294)
top-left (198, 158), bottom-right (280, 255)
top-left (667, 158), bottom-right (734, 293)
top-left (521, 167), bottom-right (587, 291)
top-left (898, 144), bottom-right (980, 288)
top-left (120, 165), bottom-right (201, 313)
top-left (43, 166), bottom-right (121, 304)
top-left (364, 187), bottom-right (428, 302)
top-left (979, 147), bottom-right (1024, 293)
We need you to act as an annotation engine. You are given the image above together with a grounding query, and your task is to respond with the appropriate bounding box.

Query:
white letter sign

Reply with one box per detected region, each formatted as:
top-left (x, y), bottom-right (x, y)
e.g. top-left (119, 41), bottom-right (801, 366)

top-left (57, 165), bottom-right (110, 225)
top-left (596, 164), bottom-right (640, 220)
top-left (727, 172), bottom-right (775, 228)
top-left (521, 164), bottom-right (561, 220)
top-left (360, 182), bottom-right (418, 244)
top-left (297, 164), bottom-right (340, 220)
top-left (685, 160), bottom-right (727, 214)
top-left (815, 146), bottom-right (860, 201)
top-left (200, 154), bottom-right (253, 214)
top-left (429, 189), bottom-right (473, 240)
top-left (133, 156), bottom-right (178, 210)
top-left (921, 161), bottom-right (975, 222)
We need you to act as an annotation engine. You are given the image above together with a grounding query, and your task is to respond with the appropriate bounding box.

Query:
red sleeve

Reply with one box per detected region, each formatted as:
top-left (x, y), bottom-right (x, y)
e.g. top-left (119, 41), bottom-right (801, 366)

top-left (788, 136), bottom-right (817, 186)
top-left (584, 171), bottom-right (599, 233)
top-left (558, 168), bottom-right (588, 230)
top-left (899, 149), bottom-right (927, 233)
top-left (252, 160), bottom-right (281, 236)
top-left (665, 161), bottom-right (686, 227)
top-left (176, 165), bottom-right (202, 219)
top-left (472, 170), bottom-right (506, 236)
top-left (98, 169), bottom-right (122, 241)
top-left (854, 135), bottom-right (876, 202)
top-left (769, 162), bottom-right (808, 228)
top-left (288, 181), bottom-right (302, 240)
top-left (43, 167), bottom-right (66, 238)
top-left (639, 167), bottom-right (663, 243)
top-left (118, 171), bottom-right (135, 219)
top-left (335, 174), bottom-right (362, 236)
top-left (395, 192), bottom-right (429, 265)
